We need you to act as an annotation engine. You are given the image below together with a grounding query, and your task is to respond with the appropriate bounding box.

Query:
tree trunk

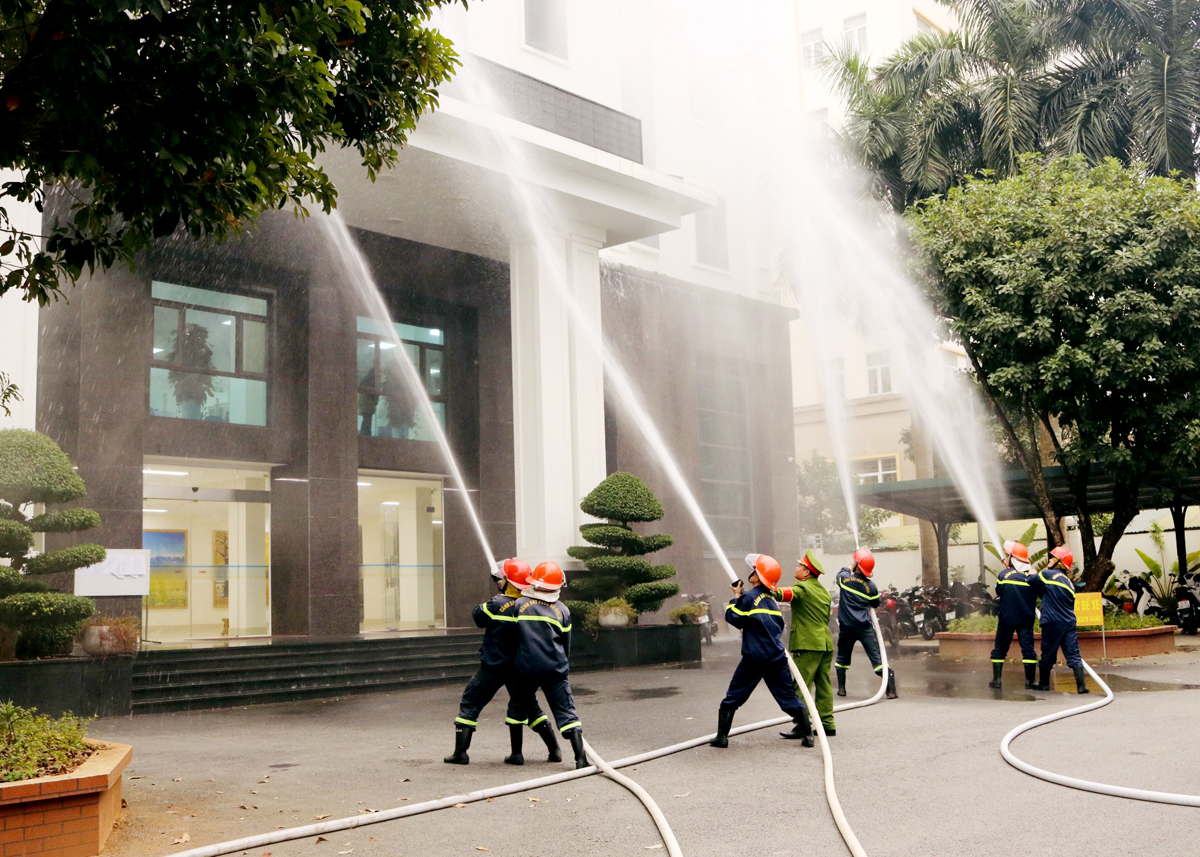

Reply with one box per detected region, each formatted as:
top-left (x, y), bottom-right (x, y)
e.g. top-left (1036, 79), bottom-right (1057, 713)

top-left (1171, 498), bottom-right (1188, 575)
top-left (933, 520), bottom-right (951, 588)
top-left (1084, 503), bottom-right (1138, 591)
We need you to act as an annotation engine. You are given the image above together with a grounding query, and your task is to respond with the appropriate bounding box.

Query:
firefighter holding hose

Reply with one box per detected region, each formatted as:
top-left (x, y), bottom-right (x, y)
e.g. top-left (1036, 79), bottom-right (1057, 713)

top-left (773, 549), bottom-right (837, 738)
top-left (834, 549), bottom-right (897, 699)
top-left (988, 540), bottom-right (1039, 689)
top-left (709, 553), bottom-right (814, 749)
top-left (445, 558), bottom-right (562, 766)
top-left (1033, 546), bottom-right (1090, 694)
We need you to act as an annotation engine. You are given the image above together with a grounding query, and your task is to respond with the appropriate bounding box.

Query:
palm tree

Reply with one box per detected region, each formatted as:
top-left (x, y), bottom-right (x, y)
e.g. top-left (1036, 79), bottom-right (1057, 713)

top-left (1043, 0), bottom-right (1200, 179)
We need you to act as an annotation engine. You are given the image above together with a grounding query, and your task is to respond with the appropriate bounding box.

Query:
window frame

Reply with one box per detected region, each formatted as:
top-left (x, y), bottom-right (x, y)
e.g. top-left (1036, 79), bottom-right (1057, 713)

top-left (800, 28), bottom-right (824, 70)
top-left (853, 456), bottom-right (899, 485)
top-left (696, 354), bottom-right (756, 556)
top-left (522, 0), bottom-right (569, 61)
top-left (866, 350), bottom-right (892, 396)
top-left (355, 318), bottom-right (448, 437)
top-left (843, 13), bottom-right (868, 53)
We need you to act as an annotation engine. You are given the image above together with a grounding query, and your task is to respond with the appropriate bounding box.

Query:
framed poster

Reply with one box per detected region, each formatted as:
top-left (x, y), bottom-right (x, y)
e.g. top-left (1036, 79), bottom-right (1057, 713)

top-left (145, 529), bottom-right (188, 609)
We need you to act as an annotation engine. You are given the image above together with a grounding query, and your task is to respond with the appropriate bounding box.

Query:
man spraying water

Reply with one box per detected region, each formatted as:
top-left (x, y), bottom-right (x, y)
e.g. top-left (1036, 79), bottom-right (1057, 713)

top-left (834, 549), bottom-right (898, 700)
top-left (988, 541), bottom-right (1039, 690)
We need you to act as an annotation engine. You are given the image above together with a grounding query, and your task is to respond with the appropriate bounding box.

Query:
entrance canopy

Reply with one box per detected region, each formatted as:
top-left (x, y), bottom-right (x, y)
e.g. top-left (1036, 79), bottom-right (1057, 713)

top-left (855, 466), bottom-right (1200, 524)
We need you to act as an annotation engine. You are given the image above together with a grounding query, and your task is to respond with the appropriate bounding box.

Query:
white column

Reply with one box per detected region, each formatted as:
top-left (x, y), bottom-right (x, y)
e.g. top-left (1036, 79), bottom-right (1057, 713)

top-left (510, 229), bottom-right (608, 565)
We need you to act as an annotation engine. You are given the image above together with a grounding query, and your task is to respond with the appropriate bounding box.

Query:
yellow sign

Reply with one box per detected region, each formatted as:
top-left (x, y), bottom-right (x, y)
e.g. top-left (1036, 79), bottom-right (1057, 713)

top-left (1075, 592), bottom-right (1104, 627)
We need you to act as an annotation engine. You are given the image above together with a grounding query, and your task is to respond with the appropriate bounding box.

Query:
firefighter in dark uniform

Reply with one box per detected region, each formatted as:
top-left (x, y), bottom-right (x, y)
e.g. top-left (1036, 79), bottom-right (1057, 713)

top-left (988, 540), bottom-right (1039, 689)
top-left (835, 549), bottom-right (897, 699)
top-left (509, 562), bottom-right (590, 769)
top-left (1033, 546), bottom-right (1089, 694)
top-left (709, 553), bottom-right (814, 749)
top-left (444, 559), bottom-right (561, 766)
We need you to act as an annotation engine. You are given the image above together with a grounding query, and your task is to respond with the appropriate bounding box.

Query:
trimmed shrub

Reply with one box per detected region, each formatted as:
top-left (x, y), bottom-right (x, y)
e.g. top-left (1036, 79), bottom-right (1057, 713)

top-left (23, 544), bottom-right (107, 576)
top-left (0, 429), bottom-right (86, 507)
top-left (26, 508), bottom-right (102, 533)
top-left (567, 472), bottom-right (679, 616)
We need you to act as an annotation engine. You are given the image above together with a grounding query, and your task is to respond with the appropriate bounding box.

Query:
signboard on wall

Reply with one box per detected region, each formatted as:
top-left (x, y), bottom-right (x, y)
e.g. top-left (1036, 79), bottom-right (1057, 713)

top-left (74, 549), bottom-right (151, 597)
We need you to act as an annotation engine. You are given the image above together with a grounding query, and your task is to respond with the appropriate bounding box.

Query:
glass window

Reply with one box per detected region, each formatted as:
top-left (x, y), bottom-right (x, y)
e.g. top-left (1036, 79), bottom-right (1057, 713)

top-left (801, 29), bottom-right (824, 69)
top-left (695, 197), bottom-right (729, 269)
top-left (356, 317), bottom-right (447, 441)
top-left (826, 357), bottom-right (845, 400)
top-left (854, 456), bottom-right (899, 484)
top-left (696, 353), bottom-right (754, 554)
top-left (150, 281), bottom-right (270, 426)
top-left (915, 14), bottom-right (935, 34)
top-left (844, 14), bottom-right (868, 53)
top-left (525, 0), bottom-right (568, 59)
top-left (867, 350), bottom-right (892, 395)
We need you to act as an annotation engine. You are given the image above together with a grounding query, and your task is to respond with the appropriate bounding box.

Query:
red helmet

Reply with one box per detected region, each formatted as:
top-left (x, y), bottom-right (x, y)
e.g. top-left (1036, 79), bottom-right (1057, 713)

top-left (502, 558), bottom-right (532, 591)
top-left (529, 562), bottom-right (565, 602)
top-left (1048, 546), bottom-right (1073, 571)
top-left (1003, 540), bottom-right (1031, 570)
top-left (852, 548), bottom-right (875, 577)
top-left (748, 554), bottom-right (782, 590)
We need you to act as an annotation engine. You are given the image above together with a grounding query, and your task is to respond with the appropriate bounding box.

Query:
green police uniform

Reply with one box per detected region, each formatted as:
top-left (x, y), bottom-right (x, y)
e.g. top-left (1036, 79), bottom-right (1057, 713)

top-left (776, 575), bottom-right (835, 733)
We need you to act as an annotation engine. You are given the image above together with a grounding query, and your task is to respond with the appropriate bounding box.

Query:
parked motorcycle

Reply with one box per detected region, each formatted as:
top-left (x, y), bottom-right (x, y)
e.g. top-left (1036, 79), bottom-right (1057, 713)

top-left (1174, 572), bottom-right (1200, 635)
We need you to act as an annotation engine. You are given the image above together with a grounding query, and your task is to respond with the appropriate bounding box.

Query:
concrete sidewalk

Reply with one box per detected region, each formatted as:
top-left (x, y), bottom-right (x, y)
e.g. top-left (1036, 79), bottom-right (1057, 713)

top-left (92, 640), bottom-right (1200, 857)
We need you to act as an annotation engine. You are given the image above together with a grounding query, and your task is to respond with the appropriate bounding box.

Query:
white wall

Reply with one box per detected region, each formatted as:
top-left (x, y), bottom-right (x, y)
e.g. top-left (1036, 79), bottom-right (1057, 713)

top-left (0, 170), bottom-right (40, 430)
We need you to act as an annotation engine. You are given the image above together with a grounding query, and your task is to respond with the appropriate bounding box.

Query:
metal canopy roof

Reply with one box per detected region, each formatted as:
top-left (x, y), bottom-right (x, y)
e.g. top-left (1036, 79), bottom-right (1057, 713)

top-left (854, 466), bottom-right (1200, 524)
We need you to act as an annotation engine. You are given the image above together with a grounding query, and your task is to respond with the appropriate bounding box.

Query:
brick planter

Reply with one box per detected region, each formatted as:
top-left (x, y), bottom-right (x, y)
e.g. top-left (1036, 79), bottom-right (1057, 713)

top-left (937, 626), bottom-right (1177, 661)
top-left (0, 742), bottom-right (131, 857)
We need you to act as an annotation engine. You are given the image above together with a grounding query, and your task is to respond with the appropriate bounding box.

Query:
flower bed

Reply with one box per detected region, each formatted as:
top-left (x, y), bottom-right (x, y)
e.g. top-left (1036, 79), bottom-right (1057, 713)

top-left (937, 626), bottom-right (1177, 661)
top-left (0, 741), bottom-right (131, 857)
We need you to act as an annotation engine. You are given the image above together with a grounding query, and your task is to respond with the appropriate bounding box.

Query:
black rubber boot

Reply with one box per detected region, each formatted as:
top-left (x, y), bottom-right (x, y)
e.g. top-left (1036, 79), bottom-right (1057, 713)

top-left (709, 707), bottom-right (735, 748)
top-left (565, 728), bottom-right (588, 769)
top-left (823, 724), bottom-right (836, 737)
top-left (835, 667), bottom-right (847, 697)
top-left (1073, 665), bottom-right (1090, 694)
top-left (532, 720), bottom-right (562, 762)
top-left (988, 662), bottom-right (1003, 688)
top-left (1024, 663), bottom-right (1038, 689)
top-left (1036, 664), bottom-right (1052, 691)
top-left (443, 725), bottom-right (473, 765)
top-left (779, 707), bottom-right (814, 746)
top-left (504, 724), bottom-right (524, 766)
top-left (885, 668), bottom-right (898, 699)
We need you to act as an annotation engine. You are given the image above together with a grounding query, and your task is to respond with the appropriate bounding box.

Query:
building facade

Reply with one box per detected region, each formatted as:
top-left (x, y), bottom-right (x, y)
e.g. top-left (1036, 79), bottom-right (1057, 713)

top-left (6, 0), bottom-right (803, 642)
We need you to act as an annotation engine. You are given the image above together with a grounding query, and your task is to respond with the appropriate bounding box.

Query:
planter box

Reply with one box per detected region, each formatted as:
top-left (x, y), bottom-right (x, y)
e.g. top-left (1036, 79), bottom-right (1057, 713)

top-left (574, 624), bottom-right (702, 669)
top-left (0, 656), bottom-right (133, 718)
top-left (937, 626), bottom-right (1177, 661)
top-left (0, 742), bottom-right (131, 857)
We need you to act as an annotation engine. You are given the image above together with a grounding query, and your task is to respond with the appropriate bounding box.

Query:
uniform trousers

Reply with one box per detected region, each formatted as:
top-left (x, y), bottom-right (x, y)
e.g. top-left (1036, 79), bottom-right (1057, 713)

top-left (790, 649), bottom-right (835, 731)
top-left (720, 655), bottom-right (807, 719)
top-left (1039, 621), bottom-right (1083, 669)
top-left (989, 622), bottom-right (1038, 663)
top-left (836, 625), bottom-right (883, 673)
top-left (455, 663), bottom-right (548, 728)
top-left (510, 671), bottom-right (581, 733)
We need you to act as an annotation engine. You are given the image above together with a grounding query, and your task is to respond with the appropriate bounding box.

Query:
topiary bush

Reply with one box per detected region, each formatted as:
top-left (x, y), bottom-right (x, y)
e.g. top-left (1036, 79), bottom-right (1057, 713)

top-left (565, 472), bottom-right (679, 617)
top-left (0, 429), bottom-right (103, 659)
top-left (0, 593), bottom-right (96, 659)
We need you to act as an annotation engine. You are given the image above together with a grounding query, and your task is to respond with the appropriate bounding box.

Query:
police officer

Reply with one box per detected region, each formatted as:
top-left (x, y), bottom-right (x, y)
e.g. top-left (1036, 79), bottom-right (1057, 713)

top-left (835, 549), bottom-right (897, 699)
top-left (774, 549), bottom-right (836, 738)
top-left (444, 559), bottom-right (561, 766)
top-left (709, 554), bottom-right (814, 749)
top-left (510, 562), bottom-right (590, 769)
top-left (988, 540), bottom-right (1039, 689)
top-left (1033, 546), bottom-right (1089, 694)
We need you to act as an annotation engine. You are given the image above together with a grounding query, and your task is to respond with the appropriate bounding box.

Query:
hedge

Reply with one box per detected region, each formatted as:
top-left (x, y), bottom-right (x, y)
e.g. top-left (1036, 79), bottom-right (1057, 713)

top-left (0, 429), bottom-right (87, 507)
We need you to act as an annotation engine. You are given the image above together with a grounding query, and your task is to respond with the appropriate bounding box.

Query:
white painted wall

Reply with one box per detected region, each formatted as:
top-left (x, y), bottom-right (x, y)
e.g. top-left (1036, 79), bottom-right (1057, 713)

top-left (0, 170), bottom-right (40, 430)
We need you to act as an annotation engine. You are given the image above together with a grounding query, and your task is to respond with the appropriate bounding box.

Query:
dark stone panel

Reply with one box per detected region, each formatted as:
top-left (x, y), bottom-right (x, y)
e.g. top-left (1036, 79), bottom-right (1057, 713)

top-left (0, 657), bottom-right (133, 718)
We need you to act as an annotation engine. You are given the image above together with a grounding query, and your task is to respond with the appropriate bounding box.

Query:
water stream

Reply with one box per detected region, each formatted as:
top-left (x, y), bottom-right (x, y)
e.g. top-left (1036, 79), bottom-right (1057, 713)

top-left (319, 212), bottom-right (499, 573)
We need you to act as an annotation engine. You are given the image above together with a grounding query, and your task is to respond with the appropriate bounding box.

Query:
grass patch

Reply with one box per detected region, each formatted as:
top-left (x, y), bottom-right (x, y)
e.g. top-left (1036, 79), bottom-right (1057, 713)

top-left (947, 612), bottom-right (1167, 634)
top-left (0, 702), bottom-right (94, 782)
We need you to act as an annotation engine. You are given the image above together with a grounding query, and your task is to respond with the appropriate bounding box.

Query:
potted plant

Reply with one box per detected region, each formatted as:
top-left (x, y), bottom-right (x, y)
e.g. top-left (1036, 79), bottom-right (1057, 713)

top-left (596, 597), bottom-right (636, 628)
top-left (167, 322), bottom-right (216, 419)
top-left (79, 614), bottom-right (141, 656)
top-left (668, 601), bottom-right (709, 625)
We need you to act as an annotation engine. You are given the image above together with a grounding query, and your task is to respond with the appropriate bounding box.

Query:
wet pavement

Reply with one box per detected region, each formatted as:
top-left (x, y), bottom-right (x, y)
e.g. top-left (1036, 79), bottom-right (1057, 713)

top-left (92, 635), bottom-right (1200, 857)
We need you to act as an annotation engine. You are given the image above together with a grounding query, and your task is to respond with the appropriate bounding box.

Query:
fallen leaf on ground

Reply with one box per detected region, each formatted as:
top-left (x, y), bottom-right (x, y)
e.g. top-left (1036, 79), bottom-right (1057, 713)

top-left (645, 846), bottom-right (663, 851)
top-left (216, 791), bottom-right (224, 795)
top-left (173, 777), bottom-right (182, 782)
top-left (369, 838), bottom-right (380, 842)
top-left (315, 837), bottom-right (328, 843)
top-left (172, 833), bottom-right (190, 845)
top-left (338, 850), bottom-right (353, 855)
top-left (527, 797), bottom-right (540, 802)
top-left (250, 790), bottom-right (258, 794)
top-left (400, 778), bottom-right (411, 783)
top-left (674, 792), bottom-right (691, 798)
top-left (486, 798), bottom-right (494, 803)
top-left (166, 811), bottom-right (178, 815)
top-left (313, 815), bottom-right (331, 820)
top-left (129, 776), bottom-right (143, 780)
top-left (476, 848), bottom-right (491, 852)
top-left (685, 717), bottom-right (694, 720)
top-left (453, 803), bottom-right (467, 808)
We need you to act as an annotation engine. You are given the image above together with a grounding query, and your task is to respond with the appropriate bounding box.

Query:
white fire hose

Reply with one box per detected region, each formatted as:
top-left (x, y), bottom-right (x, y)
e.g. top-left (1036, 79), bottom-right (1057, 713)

top-left (1001, 660), bottom-right (1200, 806)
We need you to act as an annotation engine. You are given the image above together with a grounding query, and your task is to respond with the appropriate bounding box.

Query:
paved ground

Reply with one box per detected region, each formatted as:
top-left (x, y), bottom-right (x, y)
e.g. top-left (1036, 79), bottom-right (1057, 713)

top-left (93, 638), bottom-right (1200, 857)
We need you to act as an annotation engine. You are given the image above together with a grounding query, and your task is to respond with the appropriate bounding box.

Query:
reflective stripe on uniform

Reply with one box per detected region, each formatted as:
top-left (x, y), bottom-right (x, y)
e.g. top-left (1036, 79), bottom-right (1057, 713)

top-left (990, 658), bottom-right (1006, 663)
top-left (727, 605), bottom-right (783, 618)
top-left (481, 603), bottom-right (518, 622)
top-left (835, 662), bottom-right (848, 669)
top-left (1038, 572), bottom-right (1075, 593)
top-left (558, 721), bottom-right (582, 734)
top-left (996, 579), bottom-right (1030, 587)
top-left (455, 717), bottom-right (478, 727)
top-left (529, 715), bottom-right (547, 728)
top-left (505, 717), bottom-right (528, 726)
top-left (873, 665), bottom-right (884, 673)
top-left (1022, 659), bottom-right (1038, 664)
top-left (517, 614), bottom-right (572, 633)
